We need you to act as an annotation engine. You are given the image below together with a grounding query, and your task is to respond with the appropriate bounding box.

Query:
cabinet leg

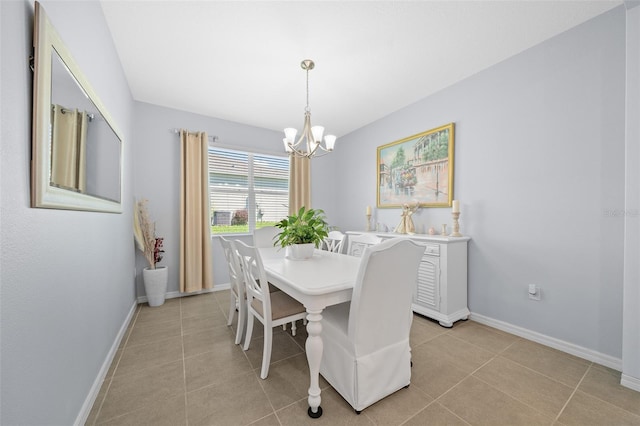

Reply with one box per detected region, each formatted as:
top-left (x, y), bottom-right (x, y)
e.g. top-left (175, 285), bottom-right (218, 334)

top-left (438, 320), bottom-right (453, 328)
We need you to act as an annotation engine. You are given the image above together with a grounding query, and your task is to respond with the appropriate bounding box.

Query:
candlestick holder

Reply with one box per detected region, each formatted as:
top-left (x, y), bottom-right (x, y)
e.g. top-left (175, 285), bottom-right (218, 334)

top-left (366, 214), bottom-right (372, 231)
top-left (450, 212), bottom-right (462, 237)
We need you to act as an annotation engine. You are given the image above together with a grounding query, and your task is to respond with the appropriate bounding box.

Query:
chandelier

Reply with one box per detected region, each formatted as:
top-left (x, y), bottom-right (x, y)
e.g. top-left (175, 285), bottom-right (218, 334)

top-left (283, 59), bottom-right (336, 159)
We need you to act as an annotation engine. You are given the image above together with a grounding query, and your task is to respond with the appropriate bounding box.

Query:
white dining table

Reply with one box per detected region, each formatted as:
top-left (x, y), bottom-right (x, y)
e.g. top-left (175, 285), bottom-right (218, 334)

top-left (258, 247), bottom-right (361, 418)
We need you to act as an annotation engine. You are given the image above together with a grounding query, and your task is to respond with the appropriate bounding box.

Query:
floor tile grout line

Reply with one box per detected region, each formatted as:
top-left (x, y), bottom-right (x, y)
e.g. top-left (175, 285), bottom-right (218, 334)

top-left (253, 364), bottom-right (282, 424)
top-left (471, 368), bottom-right (561, 422)
top-left (90, 304), bottom-right (141, 425)
top-left (554, 363), bottom-right (640, 421)
top-left (396, 385), bottom-right (440, 426)
top-left (494, 352), bottom-right (586, 390)
top-left (463, 337), bottom-right (575, 422)
top-left (554, 361), bottom-right (593, 423)
top-left (399, 399), bottom-right (472, 426)
top-left (428, 348), bottom-right (501, 413)
top-left (94, 293), bottom-right (640, 425)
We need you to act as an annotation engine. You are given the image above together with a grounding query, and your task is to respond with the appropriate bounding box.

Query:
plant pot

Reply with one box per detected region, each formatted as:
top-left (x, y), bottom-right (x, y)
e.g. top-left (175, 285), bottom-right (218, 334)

top-left (286, 243), bottom-right (315, 260)
top-left (143, 266), bottom-right (168, 307)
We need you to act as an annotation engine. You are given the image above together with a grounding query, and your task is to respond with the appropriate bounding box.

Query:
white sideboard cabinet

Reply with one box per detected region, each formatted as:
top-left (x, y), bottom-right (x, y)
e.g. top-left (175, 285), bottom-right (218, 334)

top-left (346, 231), bottom-right (470, 327)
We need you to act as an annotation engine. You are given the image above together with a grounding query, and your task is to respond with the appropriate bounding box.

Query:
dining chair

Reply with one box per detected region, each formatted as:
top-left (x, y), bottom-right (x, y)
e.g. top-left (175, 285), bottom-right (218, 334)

top-left (323, 230), bottom-right (345, 253)
top-left (319, 238), bottom-right (424, 413)
top-left (253, 226), bottom-right (280, 248)
top-left (253, 226), bottom-right (302, 331)
top-left (235, 240), bottom-right (308, 379)
top-left (219, 236), bottom-right (246, 345)
top-left (346, 233), bottom-right (382, 257)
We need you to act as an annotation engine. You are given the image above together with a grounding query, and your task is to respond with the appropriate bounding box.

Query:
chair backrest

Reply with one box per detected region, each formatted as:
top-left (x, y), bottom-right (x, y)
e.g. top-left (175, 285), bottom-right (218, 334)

top-left (253, 226), bottom-right (280, 248)
top-left (219, 236), bottom-right (243, 298)
top-left (323, 230), bottom-right (345, 253)
top-left (234, 240), bottom-right (272, 318)
top-left (348, 238), bottom-right (424, 355)
top-left (346, 233), bottom-right (382, 257)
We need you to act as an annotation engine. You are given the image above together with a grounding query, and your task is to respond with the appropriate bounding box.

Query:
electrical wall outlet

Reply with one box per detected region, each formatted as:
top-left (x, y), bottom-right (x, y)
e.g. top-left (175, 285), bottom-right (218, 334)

top-left (528, 284), bottom-right (541, 301)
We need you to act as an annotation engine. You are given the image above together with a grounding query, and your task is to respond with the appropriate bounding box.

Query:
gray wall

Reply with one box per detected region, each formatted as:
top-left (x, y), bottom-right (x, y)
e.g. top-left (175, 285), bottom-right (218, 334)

top-left (132, 102), bottom-right (284, 296)
top-left (622, 2), bottom-right (640, 386)
top-left (316, 6), bottom-right (627, 359)
top-left (0, 0), bottom-right (135, 424)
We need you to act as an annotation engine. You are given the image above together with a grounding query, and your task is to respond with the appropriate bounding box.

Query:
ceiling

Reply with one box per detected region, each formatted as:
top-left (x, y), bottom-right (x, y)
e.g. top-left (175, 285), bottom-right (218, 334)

top-left (100, 1), bottom-right (621, 138)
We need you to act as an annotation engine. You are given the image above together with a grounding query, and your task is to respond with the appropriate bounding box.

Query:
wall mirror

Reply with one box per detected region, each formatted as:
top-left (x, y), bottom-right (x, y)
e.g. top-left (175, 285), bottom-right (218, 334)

top-left (31, 2), bottom-right (123, 213)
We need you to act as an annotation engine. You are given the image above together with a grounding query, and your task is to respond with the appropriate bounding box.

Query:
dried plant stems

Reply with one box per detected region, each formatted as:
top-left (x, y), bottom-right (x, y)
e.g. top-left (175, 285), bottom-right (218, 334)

top-left (134, 199), bottom-right (157, 269)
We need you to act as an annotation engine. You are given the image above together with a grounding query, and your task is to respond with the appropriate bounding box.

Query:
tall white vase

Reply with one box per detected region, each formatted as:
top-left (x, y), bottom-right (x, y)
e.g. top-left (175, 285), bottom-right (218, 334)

top-left (143, 266), bottom-right (168, 307)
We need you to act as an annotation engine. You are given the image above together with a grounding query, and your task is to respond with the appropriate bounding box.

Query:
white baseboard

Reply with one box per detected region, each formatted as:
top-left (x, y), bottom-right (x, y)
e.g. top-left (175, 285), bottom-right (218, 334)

top-left (136, 283), bottom-right (230, 304)
top-left (75, 300), bottom-right (137, 426)
top-left (470, 312), bottom-right (623, 371)
top-left (621, 373), bottom-right (640, 392)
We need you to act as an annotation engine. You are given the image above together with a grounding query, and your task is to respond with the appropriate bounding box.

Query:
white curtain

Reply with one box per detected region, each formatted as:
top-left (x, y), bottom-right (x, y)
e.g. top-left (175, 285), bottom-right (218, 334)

top-left (180, 130), bottom-right (213, 293)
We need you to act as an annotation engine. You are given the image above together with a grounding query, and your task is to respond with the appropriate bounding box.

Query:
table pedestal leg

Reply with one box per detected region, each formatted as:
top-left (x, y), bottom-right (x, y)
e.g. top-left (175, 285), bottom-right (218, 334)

top-left (305, 309), bottom-right (323, 418)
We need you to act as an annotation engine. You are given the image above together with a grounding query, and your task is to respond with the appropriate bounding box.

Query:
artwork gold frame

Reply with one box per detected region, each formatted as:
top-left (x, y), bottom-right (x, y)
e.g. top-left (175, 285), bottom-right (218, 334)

top-left (377, 123), bottom-right (455, 208)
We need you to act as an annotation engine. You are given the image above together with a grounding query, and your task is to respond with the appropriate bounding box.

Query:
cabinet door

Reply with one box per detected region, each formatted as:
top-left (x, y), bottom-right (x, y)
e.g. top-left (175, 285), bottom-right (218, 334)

top-left (415, 256), bottom-right (440, 311)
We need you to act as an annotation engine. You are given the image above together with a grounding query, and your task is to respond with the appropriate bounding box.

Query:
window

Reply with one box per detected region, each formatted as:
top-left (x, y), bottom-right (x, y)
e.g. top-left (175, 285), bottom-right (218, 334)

top-left (208, 147), bottom-right (289, 234)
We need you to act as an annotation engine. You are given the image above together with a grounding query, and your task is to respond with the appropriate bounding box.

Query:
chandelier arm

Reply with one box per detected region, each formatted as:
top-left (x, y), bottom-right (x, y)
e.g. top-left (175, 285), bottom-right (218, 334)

top-left (288, 147), bottom-right (331, 159)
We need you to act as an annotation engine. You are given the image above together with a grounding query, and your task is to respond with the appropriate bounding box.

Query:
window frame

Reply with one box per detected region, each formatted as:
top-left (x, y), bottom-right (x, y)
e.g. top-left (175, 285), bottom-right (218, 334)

top-left (208, 145), bottom-right (289, 236)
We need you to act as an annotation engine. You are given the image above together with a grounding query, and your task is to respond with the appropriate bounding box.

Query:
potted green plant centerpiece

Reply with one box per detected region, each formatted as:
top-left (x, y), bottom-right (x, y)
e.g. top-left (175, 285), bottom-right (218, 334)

top-left (274, 207), bottom-right (329, 260)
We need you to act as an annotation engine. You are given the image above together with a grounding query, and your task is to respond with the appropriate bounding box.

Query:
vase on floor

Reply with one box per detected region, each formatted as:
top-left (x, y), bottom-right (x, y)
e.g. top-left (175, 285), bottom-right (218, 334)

top-left (142, 266), bottom-right (168, 307)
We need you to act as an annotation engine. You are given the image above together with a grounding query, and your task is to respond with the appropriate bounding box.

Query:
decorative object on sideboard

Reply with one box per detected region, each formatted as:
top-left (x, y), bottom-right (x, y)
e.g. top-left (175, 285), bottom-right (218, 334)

top-left (428, 227), bottom-right (436, 235)
top-left (450, 199), bottom-right (463, 237)
top-left (274, 206), bottom-right (329, 260)
top-left (441, 224), bottom-right (448, 236)
top-left (377, 123), bottom-right (455, 209)
top-left (366, 205), bottom-right (372, 231)
top-left (283, 60), bottom-right (336, 159)
top-left (394, 202), bottom-right (420, 234)
top-left (134, 199), bottom-right (167, 306)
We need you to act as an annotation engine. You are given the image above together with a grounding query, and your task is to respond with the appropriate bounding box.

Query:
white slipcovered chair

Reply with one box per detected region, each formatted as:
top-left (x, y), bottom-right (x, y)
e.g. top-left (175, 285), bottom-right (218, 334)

top-left (346, 233), bottom-right (382, 257)
top-left (323, 230), bottom-right (345, 253)
top-left (235, 240), bottom-right (307, 379)
top-left (319, 238), bottom-right (424, 412)
top-left (253, 226), bottom-right (280, 248)
top-left (219, 236), bottom-right (246, 345)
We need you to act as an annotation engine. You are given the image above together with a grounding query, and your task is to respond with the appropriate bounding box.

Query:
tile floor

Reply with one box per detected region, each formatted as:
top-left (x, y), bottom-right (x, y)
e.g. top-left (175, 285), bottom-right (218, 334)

top-left (87, 291), bottom-right (640, 425)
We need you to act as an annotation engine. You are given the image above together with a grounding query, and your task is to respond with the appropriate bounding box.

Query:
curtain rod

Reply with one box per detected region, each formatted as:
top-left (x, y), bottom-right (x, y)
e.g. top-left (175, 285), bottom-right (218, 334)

top-left (169, 128), bottom-right (219, 143)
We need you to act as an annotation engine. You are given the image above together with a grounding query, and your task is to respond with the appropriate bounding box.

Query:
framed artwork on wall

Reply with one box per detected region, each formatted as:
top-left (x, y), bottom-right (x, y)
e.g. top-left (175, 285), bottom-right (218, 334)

top-left (377, 123), bottom-right (455, 208)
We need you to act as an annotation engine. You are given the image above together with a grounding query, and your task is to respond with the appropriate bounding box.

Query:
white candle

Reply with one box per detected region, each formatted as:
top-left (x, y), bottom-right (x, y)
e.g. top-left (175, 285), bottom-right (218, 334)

top-left (366, 205), bottom-right (372, 215)
top-left (452, 200), bottom-right (460, 213)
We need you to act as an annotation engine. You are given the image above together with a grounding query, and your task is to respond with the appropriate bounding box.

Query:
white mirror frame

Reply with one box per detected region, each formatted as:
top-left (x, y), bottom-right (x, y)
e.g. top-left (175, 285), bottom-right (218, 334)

top-left (31, 2), bottom-right (123, 213)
